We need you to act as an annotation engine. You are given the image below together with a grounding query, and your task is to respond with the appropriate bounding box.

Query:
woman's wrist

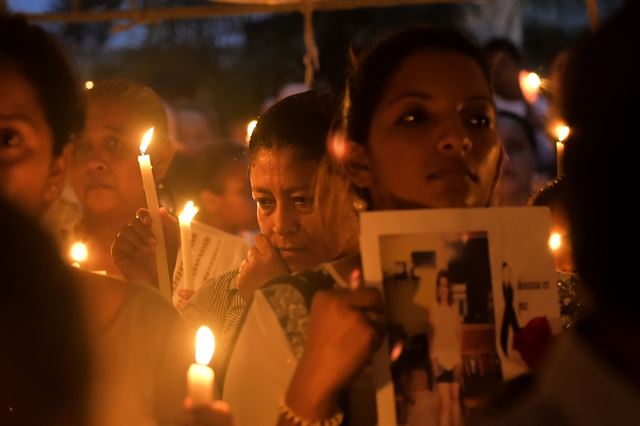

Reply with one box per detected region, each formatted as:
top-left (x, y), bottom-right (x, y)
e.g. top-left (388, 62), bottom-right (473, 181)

top-left (285, 363), bottom-right (339, 422)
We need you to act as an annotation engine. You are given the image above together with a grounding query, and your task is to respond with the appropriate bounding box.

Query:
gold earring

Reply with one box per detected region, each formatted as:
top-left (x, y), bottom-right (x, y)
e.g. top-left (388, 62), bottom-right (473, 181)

top-left (353, 196), bottom-right (368, 212)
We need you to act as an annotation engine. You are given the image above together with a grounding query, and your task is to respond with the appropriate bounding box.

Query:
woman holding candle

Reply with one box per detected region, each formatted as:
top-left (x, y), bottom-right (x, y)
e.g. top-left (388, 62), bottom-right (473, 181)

top-left (223, 27), bottom-right (503, 426)
top-left (65, 79), bottom-right (176, 279)
top-left (116, 91), bottom-right (358, 360)
top-left (0, 14), bottom-right (191, 426)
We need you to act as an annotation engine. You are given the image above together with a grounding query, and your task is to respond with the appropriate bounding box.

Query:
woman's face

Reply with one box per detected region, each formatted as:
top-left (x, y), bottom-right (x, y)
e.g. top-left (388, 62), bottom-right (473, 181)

top-left (362, 49), bottom-right (501, 210)
top-left (438, 276), bottom-right (449, 302)
top-left (0, 67), bottom-right (63, 217)
top-left (496, 115), bottom-right (536, 205)
top-left (250, 146), bottom-right (334, 272)
top-left (70, 97), bottom-right (150, 216)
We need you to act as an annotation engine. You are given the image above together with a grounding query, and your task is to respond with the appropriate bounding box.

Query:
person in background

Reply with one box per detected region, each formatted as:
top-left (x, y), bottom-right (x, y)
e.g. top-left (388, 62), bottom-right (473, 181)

top-left (478, 2), bottom-right (640, 424)
top-left (494, 110), bottom-right (539, 206)
top-left (195, 143), bottom-right (257, 236)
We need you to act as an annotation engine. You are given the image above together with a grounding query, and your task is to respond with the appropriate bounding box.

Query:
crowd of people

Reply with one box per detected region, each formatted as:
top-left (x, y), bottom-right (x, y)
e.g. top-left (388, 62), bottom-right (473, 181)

top-left (2, 2), bottom-right (639, 425)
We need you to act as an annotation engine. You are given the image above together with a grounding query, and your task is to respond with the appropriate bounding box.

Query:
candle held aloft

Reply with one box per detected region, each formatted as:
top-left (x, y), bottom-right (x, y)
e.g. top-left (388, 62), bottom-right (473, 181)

top-left (178, 201), bottom-right (199, 291)
top-left (188, 326), bottom-right (216, 405)
top-left (137, 127), bottom-right (172, 302)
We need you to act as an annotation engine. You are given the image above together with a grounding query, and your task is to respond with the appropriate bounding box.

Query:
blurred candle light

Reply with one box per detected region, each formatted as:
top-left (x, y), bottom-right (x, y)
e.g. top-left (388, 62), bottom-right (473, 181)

top-left (549, 232), bottom-right (562, 252)
top-left (519, 71), bottom-right (541, 104)
top-left (178, 201), bottom-right (199, 291)
top-left (553, 123), bottom-right (570, 177)
top-left (84, 80), bottom-right (94, 90)
top-left (138, 127), bottom-right (172, 302)
top-left (246, 119), bottom-right (258, 145)
top-left (187, 326), bottom-right (215, 405)
top-left (70, 241), bottom-right (88, 268)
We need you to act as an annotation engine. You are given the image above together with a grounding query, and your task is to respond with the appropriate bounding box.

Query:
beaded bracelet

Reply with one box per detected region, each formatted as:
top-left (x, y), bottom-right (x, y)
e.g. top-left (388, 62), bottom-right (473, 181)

top-left (277, 400), bottom-right (344, 426)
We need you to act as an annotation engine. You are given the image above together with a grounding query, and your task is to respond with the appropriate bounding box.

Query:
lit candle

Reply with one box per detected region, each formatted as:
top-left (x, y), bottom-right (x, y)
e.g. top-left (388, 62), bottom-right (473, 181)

top-left (84, 80), bottom-right (94, 90)
top-left (246, 119), bottom-right (257, 145)
top-left (519, 71), bottom-right (542, 104)
top-left (548, 232), bottom-right (562, 252)
top-left (69, 241), bottom-right (88, 268)
top-left (188, 326), bottom-right (215, 405)
top-left (553, 123), bottom-right (570, 177)
top-left (138, 127), bottom-right (172, 302)
top-left (178, 201), bottom-right (199, 291)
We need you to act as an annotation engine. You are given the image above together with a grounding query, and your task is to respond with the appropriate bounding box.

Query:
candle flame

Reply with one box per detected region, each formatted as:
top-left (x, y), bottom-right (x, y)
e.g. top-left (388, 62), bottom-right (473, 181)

top-left (519, 71), bottom-right (541, 104)
top-left (84, 80), bottom-right (94, 90)
top-left (554, 123), bottom-right (570, 142)
top-left (525, 72), bottom-right (541, 90)
top-left (195, 326), bottom-right (215, 365)
top-left (70, 242), bottom-right (88, 263)
top-left (329, 132), bottom-right (348, 161)
top-left (390, 342), bottom-right (404, 362)
top-left (139, 127), bottom-right (155, 155)
top-left (549, 232), bottom-right (562, 252)
top-left (179, 201), bottom-right (199, 224)
top-left (246, 120), bottom-right (258, 145)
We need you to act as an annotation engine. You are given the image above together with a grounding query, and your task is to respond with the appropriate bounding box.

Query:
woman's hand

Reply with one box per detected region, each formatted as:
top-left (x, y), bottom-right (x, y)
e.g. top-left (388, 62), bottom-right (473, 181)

top-left (236, 235), bottom-right (290, 301)
top-left (111, 208), bottom-right (178, 286)
top-left (284, 286), bottom-right (386, 422)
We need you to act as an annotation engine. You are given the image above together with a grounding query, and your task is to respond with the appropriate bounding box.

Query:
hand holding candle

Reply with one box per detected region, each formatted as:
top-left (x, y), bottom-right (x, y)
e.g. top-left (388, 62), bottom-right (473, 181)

top-left (188, 326), bottom-right (216, 406)
top-left (178, 201), bottom-right (199, 291)
top-left (138, 127), bottom-right (172, 301)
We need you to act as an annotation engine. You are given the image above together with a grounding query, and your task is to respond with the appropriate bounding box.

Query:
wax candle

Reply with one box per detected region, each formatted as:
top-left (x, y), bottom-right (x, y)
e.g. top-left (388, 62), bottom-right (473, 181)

top-left (178, 201), bottom-right (199, 291)
top-left (138, 127), bottom-right (172, 302)
top-left (553, 123), bottom-right (570, 177)
top-left (187, 326), bottom-right (215, 405)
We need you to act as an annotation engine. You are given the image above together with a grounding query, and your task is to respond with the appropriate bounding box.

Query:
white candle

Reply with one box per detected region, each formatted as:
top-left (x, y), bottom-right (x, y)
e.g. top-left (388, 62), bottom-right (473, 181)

top-left (553, 123), bottom-right (570, 178)
top-left (188, 326), bottom-right (215, 405)
top-left (556, 141), bottom-right (565, 177)
top-left (178, 201), bottom-right (199, 291)
top-left (69, 241), bottom-right (88, 268)
top-left (138, 127), bottom-right (172, 302)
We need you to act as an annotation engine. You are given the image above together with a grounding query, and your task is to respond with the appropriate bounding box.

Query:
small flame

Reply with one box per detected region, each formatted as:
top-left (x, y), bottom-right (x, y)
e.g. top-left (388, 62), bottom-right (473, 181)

top-left (549, 232), bottom-right (562, 252)
top-left (70, 242), bottom-right (88, 263)
top-left (329, 132), bottom-right (348, 161)
top-left (390, 342), bottom-right (404, 362)
top-left (246, 120), bottom-right (258, 145)
top-left (554, 123), bottom-right (570, 142)
top-left (179, 201), bottom-right (199, 225)
top-left (195, 326), bottom-right (215, 365)
top-left (84, 80), bottom-right (94, 90)
top-left (139, 127), bottom-right (155, 155)
top-left (525, 72), bottom-right (541, 90)
top-left (519, 71), bottom-right (541, 104)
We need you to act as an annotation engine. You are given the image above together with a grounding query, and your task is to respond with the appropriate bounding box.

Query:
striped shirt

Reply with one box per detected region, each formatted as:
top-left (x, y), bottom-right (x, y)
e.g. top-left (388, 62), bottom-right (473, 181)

top-left (181, 268), bottom-right (246, 362)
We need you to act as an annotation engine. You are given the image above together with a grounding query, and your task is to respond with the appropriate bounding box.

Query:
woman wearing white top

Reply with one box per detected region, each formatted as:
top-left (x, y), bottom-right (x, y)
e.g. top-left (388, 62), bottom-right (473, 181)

top-left (429, 270), bottom-right (463, 426)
